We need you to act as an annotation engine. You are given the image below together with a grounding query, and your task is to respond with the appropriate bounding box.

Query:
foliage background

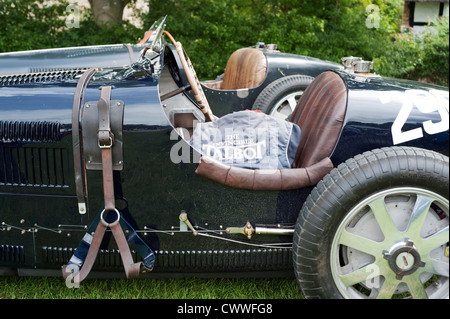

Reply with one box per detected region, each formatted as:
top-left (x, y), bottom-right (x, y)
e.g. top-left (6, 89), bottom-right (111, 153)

top-left (0, 0), bottom-right (448, 86)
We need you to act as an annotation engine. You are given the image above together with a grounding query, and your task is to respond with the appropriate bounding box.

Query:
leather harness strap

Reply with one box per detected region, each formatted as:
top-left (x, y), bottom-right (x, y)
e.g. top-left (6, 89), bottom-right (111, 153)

top-left (76, 210), bottom-right (141, 281)
top-left (85, 86), bottom-right (141, 279)
top-left (63, 86), bottom-right (154, 283)
top-left (63, 208), bottom-right (155, 283)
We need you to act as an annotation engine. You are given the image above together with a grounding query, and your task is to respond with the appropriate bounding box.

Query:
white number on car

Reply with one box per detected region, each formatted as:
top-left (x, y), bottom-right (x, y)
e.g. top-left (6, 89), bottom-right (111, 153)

top-left (391, 89), bottom-right (449, 145)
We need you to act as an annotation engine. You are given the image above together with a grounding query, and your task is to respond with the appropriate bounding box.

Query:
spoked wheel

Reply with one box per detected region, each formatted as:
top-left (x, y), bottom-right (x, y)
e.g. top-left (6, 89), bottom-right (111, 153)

top-left (293, 147), bottom-right (449, 299)
top-left (331, 187), bottom-right (448, 299)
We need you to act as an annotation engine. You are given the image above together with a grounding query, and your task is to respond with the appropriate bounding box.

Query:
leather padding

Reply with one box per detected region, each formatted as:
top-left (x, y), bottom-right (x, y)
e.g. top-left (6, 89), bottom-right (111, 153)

top-left (221, 48), bottom-right (267, 90)
top-left (290, 71), bottom-right (347, 168)
top-left (195, 156), bottom-right (333, 191)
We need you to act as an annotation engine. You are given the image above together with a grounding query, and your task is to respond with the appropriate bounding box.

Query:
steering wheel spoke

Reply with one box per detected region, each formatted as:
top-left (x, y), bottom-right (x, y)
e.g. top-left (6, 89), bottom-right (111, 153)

top-left (174, 40), bottom-right (215, 122)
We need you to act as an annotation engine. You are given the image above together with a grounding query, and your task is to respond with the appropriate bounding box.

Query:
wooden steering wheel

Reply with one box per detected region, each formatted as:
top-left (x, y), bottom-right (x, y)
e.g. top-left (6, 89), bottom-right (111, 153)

top-left (164, 31), bottom-right (215, 122)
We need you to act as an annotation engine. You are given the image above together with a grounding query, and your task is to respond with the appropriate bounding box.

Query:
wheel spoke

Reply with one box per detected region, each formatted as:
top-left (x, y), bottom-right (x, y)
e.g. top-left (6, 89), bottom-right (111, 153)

top-left (403, 272), bottom-right (429, 299)
top-left (287, 95), bottom-right (298, 112)
top-left (368, 196), bottom-right (399, 242)
top-left (339, 265), bottom-right (375, 287)
top-left (405, 195), bottom-right (433, 238)
top-left (422, 257), bottom-right (449, 277)
top-left (375, 272), bottom-right (398, 299)
top-left (339, 261), bottom-right (389, 287)
top-left (418, 226), bottom-right (449, 254)
top-left (271, 105), bottom-right (288, 119)
top-left (340, 229), bottom-right (383, 256)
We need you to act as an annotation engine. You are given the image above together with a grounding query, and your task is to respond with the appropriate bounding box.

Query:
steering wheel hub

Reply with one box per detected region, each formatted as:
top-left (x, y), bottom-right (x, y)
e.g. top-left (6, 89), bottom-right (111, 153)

top-left (383, 240), bottom-right (426, 280)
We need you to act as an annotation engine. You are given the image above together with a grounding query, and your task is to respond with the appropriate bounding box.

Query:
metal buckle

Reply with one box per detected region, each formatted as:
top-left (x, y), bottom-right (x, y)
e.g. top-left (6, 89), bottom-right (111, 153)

top-left (98, 136), bottom-right (113, 149)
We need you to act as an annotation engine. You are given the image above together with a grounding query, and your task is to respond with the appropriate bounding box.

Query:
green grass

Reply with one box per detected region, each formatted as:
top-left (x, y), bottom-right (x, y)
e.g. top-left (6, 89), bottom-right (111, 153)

top-left (0, 276), bottom-right (304, 299)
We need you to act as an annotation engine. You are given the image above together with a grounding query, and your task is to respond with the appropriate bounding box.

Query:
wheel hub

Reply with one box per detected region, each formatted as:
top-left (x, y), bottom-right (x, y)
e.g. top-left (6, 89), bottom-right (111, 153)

top-left (383, 240), bottom-right (426, 280)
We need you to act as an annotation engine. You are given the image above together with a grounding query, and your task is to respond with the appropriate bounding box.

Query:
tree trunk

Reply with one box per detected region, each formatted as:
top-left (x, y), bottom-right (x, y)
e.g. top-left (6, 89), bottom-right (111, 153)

top-left (89, 0), bottom-right (130, 27)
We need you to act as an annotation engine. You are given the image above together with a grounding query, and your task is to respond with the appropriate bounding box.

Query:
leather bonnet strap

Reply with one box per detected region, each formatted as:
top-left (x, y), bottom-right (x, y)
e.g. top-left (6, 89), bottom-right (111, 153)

top-left (72, 68), bottom-right (96, 215)
top-left (98, 86), bottom-right (115, 211)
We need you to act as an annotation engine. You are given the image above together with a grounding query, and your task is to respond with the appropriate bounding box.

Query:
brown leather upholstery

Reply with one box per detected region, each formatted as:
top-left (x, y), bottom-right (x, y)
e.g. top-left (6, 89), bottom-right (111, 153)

top-left (290, 71), bottom-right (347, 168)
top-left (195, 71), bottom-right (347, 190)
top-left (196, 156), bottom-right (333, 191)
top-left (203, 48), bottom-right (267, 90)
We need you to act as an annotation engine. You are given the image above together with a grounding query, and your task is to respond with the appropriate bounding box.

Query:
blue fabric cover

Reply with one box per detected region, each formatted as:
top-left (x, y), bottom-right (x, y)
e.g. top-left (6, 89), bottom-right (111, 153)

top-left (190, 111), bottom-right (301, 169)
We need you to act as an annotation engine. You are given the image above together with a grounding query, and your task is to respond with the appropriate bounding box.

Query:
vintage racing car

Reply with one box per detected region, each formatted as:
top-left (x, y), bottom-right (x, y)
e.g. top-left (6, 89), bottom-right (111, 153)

top-left (0, 17), bottom-right (342, 120)
top-left (0, 18), bottom-right (448, 299)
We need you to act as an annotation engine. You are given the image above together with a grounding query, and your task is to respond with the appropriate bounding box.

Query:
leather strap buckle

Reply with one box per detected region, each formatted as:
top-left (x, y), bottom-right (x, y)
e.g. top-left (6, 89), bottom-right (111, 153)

top-left (97, 89), bottom-right (114, 149)
top-left (98, 134), bottom-right (113, 149)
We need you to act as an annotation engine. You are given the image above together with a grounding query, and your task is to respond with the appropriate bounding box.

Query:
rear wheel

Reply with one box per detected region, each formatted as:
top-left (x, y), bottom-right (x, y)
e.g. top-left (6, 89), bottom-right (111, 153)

top-left (252, 75), bottom-right (313, 120)
top-left (293, 147), bottom-right (449, 299)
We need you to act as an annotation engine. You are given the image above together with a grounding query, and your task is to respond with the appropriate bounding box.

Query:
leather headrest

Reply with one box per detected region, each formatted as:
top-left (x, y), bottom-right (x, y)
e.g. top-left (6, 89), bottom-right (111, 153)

top-left (221, 48), bottom-right (267, 90)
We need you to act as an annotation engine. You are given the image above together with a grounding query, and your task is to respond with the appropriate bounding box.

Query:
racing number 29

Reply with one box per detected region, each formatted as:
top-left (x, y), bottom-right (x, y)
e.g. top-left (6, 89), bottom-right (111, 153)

top-left (391, 89), bottom-right (449, 145)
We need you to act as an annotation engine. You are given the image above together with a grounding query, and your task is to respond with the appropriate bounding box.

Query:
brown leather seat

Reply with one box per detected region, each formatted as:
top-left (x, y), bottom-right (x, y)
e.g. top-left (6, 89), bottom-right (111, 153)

top-left (202, 48), bottom-right (267, 90)
top-left (291, 71), bottom-right (347, 168)
top-left (195, 71), bottom-right (347, 190)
